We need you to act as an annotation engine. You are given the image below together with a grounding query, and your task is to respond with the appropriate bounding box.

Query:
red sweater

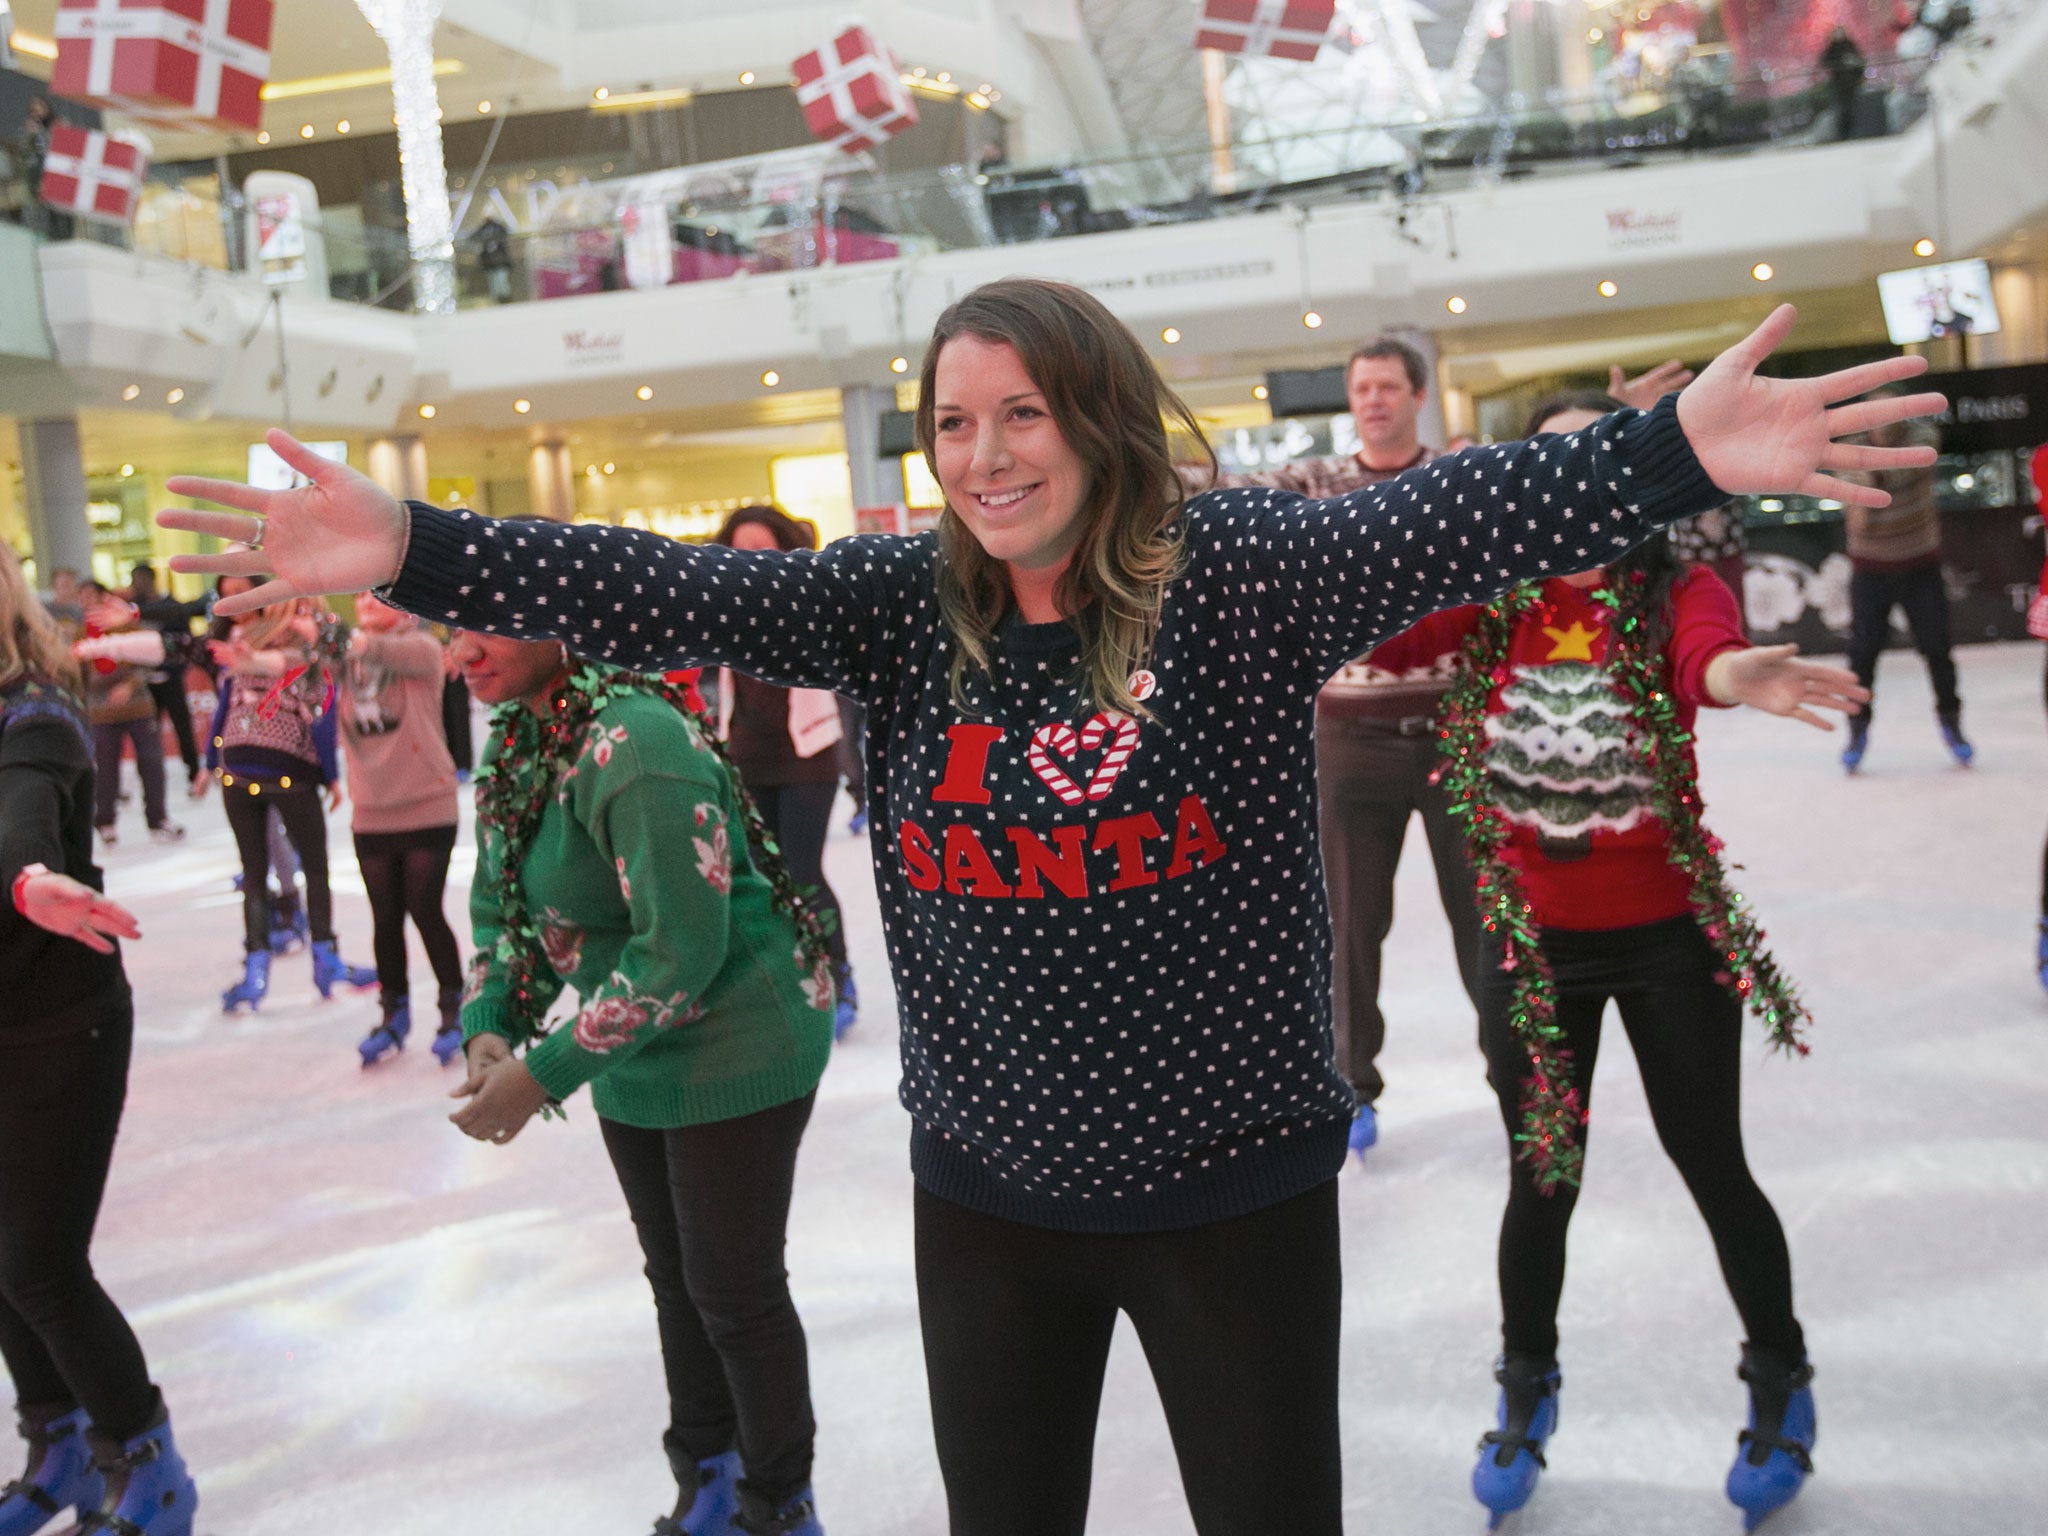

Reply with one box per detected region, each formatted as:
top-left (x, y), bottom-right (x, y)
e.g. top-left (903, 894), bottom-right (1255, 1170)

top-left (1380, 568), bottom-right (1747, 931)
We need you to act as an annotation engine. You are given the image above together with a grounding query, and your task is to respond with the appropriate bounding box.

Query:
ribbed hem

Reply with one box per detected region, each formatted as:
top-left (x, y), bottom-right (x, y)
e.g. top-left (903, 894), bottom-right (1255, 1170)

top-left (584, 1042), bottom-right (831, 1131)
top-left (460, 1003), bottom-right (520, 1043)
top-left (909, 1114), bottom-right (1351, 1235)
top-left (1624, 394), bottom-right (1726, 522)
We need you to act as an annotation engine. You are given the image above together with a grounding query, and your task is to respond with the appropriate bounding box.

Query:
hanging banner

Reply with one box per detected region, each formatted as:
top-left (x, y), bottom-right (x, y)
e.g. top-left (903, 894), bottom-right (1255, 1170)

top-left (254, 190), bottom-right (306, 285)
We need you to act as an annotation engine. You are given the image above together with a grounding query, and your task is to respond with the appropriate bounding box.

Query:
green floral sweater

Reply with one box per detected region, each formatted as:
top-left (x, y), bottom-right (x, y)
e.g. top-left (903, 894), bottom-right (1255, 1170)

top-left (462, 689), bottom-right (832, 1128)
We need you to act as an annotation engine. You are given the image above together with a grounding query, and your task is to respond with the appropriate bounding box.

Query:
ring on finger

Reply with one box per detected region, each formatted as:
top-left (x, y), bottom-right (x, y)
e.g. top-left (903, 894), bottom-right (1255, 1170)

top-left (244, 519), bottom-right (267, 552)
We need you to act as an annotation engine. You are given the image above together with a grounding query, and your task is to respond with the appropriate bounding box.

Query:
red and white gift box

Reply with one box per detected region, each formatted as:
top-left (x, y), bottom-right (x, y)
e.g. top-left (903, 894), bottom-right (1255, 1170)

top-left (1194, 0), bottom-right (1336, 63)
top-left (38, 123), bottom-right (149, 224)
top-left (791, 26), bottom-right (919, 155)
top-left (52, 0), bottom-right (274, 134)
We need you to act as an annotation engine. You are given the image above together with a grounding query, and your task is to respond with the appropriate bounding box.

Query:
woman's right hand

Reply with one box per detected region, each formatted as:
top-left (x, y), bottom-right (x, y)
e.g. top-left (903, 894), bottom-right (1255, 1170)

top-left (158, 429), bottom-right (408, 617)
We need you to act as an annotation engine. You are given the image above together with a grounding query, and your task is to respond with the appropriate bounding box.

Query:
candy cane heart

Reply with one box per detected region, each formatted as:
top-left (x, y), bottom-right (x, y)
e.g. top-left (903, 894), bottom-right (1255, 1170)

top-left (1076, 712), bottom-right (1140, 800)
top-left (1026, 713), bottom-right (1141, 807)
top-left (1026, 722), bottom-right (1086, 807)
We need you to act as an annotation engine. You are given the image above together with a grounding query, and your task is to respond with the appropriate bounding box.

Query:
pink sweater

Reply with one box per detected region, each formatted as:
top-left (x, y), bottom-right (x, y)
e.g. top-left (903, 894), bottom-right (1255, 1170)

top-left (339, 629), bottom-right (460, 835)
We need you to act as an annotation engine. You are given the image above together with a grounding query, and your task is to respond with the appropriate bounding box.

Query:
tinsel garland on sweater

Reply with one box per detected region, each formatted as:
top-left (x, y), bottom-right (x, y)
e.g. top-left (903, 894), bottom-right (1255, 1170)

top-left (1433, 576), bottom-right (1812, 1191)
top-left (475, 661), bottom-right (834, 1053)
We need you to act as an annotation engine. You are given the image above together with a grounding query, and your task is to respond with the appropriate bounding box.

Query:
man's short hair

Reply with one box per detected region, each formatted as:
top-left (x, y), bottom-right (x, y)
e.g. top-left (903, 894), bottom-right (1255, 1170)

top-left (1347, 337), bottom-right (1429, 395)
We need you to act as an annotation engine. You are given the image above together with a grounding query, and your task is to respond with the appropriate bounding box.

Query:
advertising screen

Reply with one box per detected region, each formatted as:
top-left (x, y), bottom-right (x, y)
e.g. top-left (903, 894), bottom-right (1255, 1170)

top-left (1876, 259), bottom-right (2002, 344)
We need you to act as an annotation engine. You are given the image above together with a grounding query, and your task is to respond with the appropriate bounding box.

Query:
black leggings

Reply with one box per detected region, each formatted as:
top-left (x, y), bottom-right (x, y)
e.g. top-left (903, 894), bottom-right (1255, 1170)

top-left (1478, 915), bottom-right (1803, 1362)
top-left (915, 1181), bottom-right (1343, 1536)
top-left (225, 784), bottom-right (332, 953)
top-left (601, 1093), bottom-right (817, 1507)
top-left (352, 824), bottom-right (463, 1005)
top-left (0, 989), bottom-right (157, 1440)
top-left (751, 781), bottom-right (846, 971)
top-left (1848, 562), bottom-right (1960, 725)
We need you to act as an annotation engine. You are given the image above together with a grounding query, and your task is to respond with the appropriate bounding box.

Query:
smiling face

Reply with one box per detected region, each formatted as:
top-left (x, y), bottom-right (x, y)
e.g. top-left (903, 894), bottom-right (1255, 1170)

top-left (930, 334), bottom-right (1093, 575)
top-left (448, 630), bottom-right (569, 711)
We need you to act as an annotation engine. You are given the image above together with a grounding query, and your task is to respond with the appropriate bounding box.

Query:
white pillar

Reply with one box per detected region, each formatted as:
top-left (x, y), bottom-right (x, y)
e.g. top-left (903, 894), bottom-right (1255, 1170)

top-left (366, 435), bottom-right (429, 500)
top-left (1386, 327), bottom-right (1449, 452)
top-left (355, 0), bottom-right (455, 314)
top-left (527, 442), bottom-right (575, 522)
top-left (18, 418), bottom-right (94, 582)
top-left (840, 385), bottom-right (906, 512)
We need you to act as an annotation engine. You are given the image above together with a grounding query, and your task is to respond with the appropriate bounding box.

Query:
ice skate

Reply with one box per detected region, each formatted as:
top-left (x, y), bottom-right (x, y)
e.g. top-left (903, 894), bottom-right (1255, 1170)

top-left (311, 940), bottom-right (377, 1000)
top-left (1938, 712), bottom-right (1974, 767)
top-left (732, 1484), bottom-right (822, 1536)
top-left (832, 963), bottom-right (857, 1042)
top-left (358, 999), bottom-right (411, 1067)
top-left (1473, 1354), bottom-right (1560, 1530)
top-left (1348, 1100), bottom-right (1378, 1161)
top-left (220, 950), bottom-right (270, 1014)
top-left (0, 1405), bottom-right (102, 1536)
top-left (1839, 721), bottom-right (1868, 774)
top-left (1725, 1346), bottom-right (1815, 1531)
top-left (83, 1401), bottom-right (197, 1536)
top-left (653, 1447), bottom-right (740, 1536)
top-left (431, 989), bottom-right (465, 1067)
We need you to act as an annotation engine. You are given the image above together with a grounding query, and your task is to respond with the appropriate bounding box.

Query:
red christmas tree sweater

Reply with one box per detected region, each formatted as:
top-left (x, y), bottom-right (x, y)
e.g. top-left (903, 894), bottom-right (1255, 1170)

top-left (1379, 567), bottom-right (1748, 931)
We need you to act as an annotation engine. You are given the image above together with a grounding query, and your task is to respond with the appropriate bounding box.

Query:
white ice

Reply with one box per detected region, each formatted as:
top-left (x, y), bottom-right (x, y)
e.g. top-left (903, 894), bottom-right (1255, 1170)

top-left (55, 642), bottom-right (2048, 1535)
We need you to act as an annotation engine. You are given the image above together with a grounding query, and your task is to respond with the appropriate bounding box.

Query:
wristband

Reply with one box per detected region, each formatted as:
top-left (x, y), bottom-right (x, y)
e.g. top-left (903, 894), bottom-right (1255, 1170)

top-left (11, 863), bottom-right (51, 916)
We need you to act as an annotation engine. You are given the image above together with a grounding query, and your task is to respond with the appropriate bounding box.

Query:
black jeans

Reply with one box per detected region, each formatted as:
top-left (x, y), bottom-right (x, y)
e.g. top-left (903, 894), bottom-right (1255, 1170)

top-left (0, 988), bottom-right (158, 1440)
top-left (1848, 562), bottom-right (1960, 726)
top-left (1478, 915), bottom-right (1803, 1362)
top-left (90, 717), bottom-right (168, 831)
top-left (1316, 714), bottom-right (1482, 1102)
top-left (146, 676), bottom-right (200, 781)
top-left (600, 1092), bottom-right (818, 1507)
top-left (915, 1181), bottom-right (1343, 1536)
top-left (752, 782), bottom-right (847, 972)
top-left (225, 784), bottom-right (333, 952)
top-left (352, 824), bottom-right (463, 1006)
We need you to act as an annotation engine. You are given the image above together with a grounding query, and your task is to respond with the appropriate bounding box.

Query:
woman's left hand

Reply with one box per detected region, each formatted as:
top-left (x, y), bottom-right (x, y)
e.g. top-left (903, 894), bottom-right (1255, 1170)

top-left (448, 1056), bottom-right (550, 1144)
top-left (1677, 305), bottom-right (1944, 507)
top-left (12, 867), bottom-right (142, 953)
top-left (1705, 644), bottom-right (1870, 729)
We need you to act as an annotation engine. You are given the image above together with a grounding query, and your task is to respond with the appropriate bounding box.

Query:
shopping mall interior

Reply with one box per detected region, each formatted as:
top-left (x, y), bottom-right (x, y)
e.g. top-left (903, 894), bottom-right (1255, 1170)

top-left (0, 1), bottom-right (2043, 1534)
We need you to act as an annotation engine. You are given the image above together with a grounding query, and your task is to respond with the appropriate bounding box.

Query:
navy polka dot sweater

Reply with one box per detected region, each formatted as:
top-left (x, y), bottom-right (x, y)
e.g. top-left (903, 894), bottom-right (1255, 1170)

top-left (388, 398), bottom-right (1722, 1233)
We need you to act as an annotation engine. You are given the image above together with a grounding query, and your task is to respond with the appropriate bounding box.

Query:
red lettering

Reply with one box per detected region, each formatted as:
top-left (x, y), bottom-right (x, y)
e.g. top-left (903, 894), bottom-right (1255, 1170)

top-left (943, 824), bottom-right (1013, 898)
top-left (1005, 825), bottom-right (1090, 899)
top-left (1166, 794), bottom-right (1228, 878)
top-left (898, 819), bottom-right (941, 891)
top-left (1092, 812), bottom-right (1165, 892)
top-left (930, 723), bottom-right (1005, 805)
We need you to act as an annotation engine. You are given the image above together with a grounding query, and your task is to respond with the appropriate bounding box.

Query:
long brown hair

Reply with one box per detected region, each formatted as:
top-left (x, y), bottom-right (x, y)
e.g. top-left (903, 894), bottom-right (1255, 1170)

top-left (0, 546), bottom-right (78, 691)
top-left (915, 278), bottom-right (1209, 720)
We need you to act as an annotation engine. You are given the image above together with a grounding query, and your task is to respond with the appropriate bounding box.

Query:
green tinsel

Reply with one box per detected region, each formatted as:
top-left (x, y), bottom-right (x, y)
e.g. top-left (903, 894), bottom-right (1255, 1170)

top-left (1433, 577), bottom-right (1812, 1193)
top-left (473, 662), bottom-right (834, 1063)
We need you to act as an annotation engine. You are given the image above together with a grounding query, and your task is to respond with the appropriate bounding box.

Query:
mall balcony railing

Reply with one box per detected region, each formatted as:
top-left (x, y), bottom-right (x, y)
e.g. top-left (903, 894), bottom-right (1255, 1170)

top-left (3, 52), bottom-right (1939, 314)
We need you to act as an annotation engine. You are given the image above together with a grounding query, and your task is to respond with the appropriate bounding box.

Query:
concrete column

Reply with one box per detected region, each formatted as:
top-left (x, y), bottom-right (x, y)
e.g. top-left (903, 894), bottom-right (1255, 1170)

top-left (526, 441), bottom-right (575, 522)
top-left (840, 385), bottom-right (906, 512)
top-left (366, 435), bottom-right (429, 500)
top-left (18, 418), bottom-right (94, 584)
top-left (1504, 0), bottom-right (1592, 109)
top-left (1386, 327), bottom-right (1449, 453)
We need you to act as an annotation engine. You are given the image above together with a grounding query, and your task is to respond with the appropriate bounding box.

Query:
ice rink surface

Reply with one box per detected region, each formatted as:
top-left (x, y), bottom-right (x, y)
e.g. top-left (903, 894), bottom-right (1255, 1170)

top-left (65, 642), bottom-right (2048, 1536)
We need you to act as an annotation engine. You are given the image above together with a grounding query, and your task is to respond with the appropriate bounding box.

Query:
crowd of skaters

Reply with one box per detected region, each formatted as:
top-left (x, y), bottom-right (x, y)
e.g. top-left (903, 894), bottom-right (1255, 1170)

top-left (2, 272), bottom-right (2017, 1536)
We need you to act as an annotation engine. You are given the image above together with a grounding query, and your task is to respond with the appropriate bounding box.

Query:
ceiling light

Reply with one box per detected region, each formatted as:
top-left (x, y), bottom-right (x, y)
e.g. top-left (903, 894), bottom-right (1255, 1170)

top-left (912, 67), bottom-right (928, 78)
top-left (4, 31), bottom-right (55, 61)
top-left (966, 92), bottom-right (989, 109)
top-left (1446, 295), bottom-right (1467, 314)
top-left (262, 60), bottom-right (463, 101)
top-left (513, 399), bottom-right (532, 414)
top-left (1302, 310), bottom-right (1323, 329)
top-left (979, 84), bottom-right (992, 94)
top-left (738, 71), bottom-right (755, 85)
top-left (1751, 262), bottom-right (1774, 281)
top-left (636, 385), bottom-right (654, 401)
top-left (121, 384), bottom-right (141, 401)
top-left (593, 86), bottom-right (610, 100)
top-left (335, 119), bottom-right (350, 134)
top-left (1253, 384), bottom-right (1269, 401)
top-left (255, 130), bottom-right (271, 144)
top-left (1596, 280), bottom-right (1619, 298)
top-left (602, 462), bottom-right (616, 475)
top-left (937, 72), bottom-right (952, 84)
top-left (890, 356), bottom-right (909, 374)
top-left (119, 464), bottom-right (135, 478)
top-left (1914, 238), bottom-right (1937, 257)
top-left (1161, 326), bottom-right (1181, 344)
top-left (1589, 27), bottom-right (1604, 42)
top-left (166, 388), bottom-right (185, 404)
top-left (586, 463), bottom-right (600, 478)
top-left (417, 403), bottom-right (436, 419)
top-left (299, 124), bottom-right (315, 138)
top-left (591, 87), bottom-right (694, 111)
top-left (761, 371), bottom-right (780, 387)
top-left (477, 100), bottom-right (492, 114)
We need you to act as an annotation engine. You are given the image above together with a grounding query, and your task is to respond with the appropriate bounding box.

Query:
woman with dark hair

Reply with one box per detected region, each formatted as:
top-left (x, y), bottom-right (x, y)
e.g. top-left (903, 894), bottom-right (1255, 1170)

top-left (163, 287), bottom-right (1938, 1536)
top-left (0, 546), bottom-right (198, 1536)
top-left (444, 627), bottom-right (833, 1536)
top-left (1378, 393), bottom-right (1864, 1531)
top-left (712, 504), bottom-right (857, 1039)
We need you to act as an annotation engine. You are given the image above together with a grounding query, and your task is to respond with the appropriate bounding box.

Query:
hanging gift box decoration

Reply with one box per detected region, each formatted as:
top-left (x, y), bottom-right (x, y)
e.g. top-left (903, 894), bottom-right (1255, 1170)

top-left (52, 0), bottom-right (275, 134)
top-left (1194, 0), bottom-right (1337, 62)
top-left (38, 123), bottom-right (149, 223)
top-left (791, 25), bottom-right (919, 154)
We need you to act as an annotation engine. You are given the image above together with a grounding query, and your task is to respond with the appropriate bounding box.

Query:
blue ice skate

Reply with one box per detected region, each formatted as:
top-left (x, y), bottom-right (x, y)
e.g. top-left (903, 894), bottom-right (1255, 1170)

top-left (832, 964), bottom-right (858, 1042)
top-left (1473, 1354), bottom-right (1560, 1530)
top-left (733, 1484), bottom-right (822, 1536)
top-left (430, 990), bottom-right (465, 1066)
top-left (221, 950), bottom-right (270, 1014)
top-left (1839, 721), bottom-right (1868, 774)
top-left (1349, 1101), bottom-right (1378, 1161)
top-left (0, 1405), bottom-right (102, 1536)
top-left (654, 1448), bottom-right (740, 1536)
top-left (358, 1000), bottom-right (411, 1067)
top-left (1938, 713), bottom-right (1974, 767)
top-left (1726, 1346), bottom-right (1815, 1531)
top-left (2036, 919), bottom-right (2048, 993)
top-left (84, 1402), bottom-right (197, 1536)
top-left (311, 939), bottom-right (377, 1000)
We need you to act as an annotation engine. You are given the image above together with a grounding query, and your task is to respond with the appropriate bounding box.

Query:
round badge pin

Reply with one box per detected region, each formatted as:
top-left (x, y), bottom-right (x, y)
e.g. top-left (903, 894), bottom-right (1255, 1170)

top-left (1128, 669), bottom-right (1158, 701)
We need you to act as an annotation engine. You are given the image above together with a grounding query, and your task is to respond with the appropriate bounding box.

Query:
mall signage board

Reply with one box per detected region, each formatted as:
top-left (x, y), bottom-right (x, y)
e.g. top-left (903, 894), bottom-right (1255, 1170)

top-left (1194, 0), bottom-right (1336, 62)
top-left (1916, 363), bottom-right (2048, 455)
top-left (791, 25), bottom-right (918, 154)
top-left (52, 0), bottom-right (274, 134)
top-left (38, 123), bottom-right (146, 223)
